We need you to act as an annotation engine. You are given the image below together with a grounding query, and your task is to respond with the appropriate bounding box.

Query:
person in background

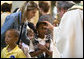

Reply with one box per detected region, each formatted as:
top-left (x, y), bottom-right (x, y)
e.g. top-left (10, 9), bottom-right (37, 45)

top-left (38, 1), bottom-right (54, 24)
top-left (1, 3), bottom-right (12, 27)
top-left (53, 19), bottom-right (60, 27)
top-left (1, 29), bottom-right (26, 58)
top-left (52, 1), bottom-right (58, 20)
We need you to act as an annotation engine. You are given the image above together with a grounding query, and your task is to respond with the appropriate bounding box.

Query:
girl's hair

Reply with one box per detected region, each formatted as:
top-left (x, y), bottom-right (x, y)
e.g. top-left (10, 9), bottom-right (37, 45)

top-left (20, 1), bottom-right (38, 23)
top-left (36, 21), bottom-right (48, 29)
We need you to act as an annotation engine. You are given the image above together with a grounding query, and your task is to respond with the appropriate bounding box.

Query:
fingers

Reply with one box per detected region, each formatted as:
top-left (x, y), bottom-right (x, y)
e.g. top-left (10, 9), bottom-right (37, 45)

top-left (42, 21), bottom-right (50, 24)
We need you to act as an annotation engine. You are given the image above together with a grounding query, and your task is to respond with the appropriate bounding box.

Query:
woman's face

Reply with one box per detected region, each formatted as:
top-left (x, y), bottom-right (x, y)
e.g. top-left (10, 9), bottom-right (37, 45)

top-left (27, 9), bottom-right (37, 21)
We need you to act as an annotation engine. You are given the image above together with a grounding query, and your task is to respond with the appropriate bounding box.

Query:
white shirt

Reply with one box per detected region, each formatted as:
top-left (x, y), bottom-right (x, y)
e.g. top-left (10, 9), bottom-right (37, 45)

top-left (29, 37), bottom-right (60, 58)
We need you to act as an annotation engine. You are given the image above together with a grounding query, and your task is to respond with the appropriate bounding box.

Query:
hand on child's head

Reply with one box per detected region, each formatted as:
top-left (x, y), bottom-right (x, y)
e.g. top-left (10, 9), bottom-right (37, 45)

top-left (43, 21), bottom-right (54, 31)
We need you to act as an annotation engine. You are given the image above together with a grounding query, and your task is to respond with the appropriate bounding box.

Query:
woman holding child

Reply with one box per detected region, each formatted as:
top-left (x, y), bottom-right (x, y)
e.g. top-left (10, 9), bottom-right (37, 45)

top-left (1, 1), bottom-right (38, 48)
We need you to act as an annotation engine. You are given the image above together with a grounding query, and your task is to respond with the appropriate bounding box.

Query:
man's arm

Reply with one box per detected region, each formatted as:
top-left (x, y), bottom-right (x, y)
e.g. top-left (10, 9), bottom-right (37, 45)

top-left (43, 21), bottom-right (54, 32)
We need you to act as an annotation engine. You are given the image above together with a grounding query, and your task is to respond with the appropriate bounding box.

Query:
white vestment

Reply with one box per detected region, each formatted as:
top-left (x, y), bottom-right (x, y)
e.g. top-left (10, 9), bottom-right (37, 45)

top-left (53, 9), bottom-right (83, 58)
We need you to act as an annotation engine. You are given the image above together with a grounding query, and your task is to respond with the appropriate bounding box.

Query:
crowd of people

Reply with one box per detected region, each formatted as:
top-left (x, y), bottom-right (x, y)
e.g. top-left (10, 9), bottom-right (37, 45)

top-left (1, 1), bottom-right (83, 58)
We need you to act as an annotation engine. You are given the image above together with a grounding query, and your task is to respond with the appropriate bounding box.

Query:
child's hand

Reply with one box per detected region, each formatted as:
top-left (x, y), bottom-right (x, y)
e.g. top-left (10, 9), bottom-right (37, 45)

top-left (23, 47), bottom-right (28, 55)
top-left (22, 47), bottom-right (28, 55)
top-left (22, 47), bottom-right (31, 58)
top-left (38, 44), bottom-right (47, 52)
top-left (45, 43), bottom-right (50, 48)
top-left (18, 41), bottom-right (22, 48)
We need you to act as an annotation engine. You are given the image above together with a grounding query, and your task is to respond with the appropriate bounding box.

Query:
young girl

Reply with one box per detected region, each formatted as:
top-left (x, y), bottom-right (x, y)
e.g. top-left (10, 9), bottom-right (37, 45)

top-left (19, 28), bottom-right (36, 58)
top-left (29, 22), bottom-right (52, 58)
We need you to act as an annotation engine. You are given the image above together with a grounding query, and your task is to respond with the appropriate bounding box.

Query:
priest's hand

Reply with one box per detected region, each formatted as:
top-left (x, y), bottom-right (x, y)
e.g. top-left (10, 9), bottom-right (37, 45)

top-left (43, 21), bottom-right (54, 31)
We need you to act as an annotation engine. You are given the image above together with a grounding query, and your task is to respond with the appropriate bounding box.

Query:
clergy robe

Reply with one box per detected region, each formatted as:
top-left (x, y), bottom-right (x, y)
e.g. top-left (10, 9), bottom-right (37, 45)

top-left (53, 8), bottom-right (83, 58)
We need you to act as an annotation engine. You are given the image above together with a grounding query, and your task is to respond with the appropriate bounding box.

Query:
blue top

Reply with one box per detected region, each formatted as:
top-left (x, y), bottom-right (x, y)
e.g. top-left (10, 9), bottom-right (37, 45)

top-left (1, 11), bottom-right (21, 35)
top-left (1, 11), bottom-right (22, 47)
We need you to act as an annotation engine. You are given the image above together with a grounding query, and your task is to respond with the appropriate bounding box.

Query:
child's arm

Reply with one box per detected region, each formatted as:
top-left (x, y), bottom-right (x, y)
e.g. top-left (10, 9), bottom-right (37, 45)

top-left (45, 43), bottom-right (52, 57)
top-left (45, 48), bottom-right (52, 57)
top-left (29, 50), bottom-right (43, 57)
top-left (29, 44), bottom-right (45, 57)
top-left (38, 44), bottom-right (52, 57)
top-left (22, 47), bottom-right (31, 58)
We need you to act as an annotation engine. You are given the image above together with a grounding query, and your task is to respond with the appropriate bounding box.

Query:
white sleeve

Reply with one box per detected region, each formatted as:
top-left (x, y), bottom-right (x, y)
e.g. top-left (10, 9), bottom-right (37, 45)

top-left (22, 43), bottom-right (29, 51)
top-left (28, 40), bottom-right (35, 53)
top-left (50, 39), bottom-right (60, 58)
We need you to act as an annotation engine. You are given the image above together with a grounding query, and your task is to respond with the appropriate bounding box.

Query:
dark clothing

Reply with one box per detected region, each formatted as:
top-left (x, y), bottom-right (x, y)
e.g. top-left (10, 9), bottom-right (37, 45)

top-left (39, 14), bottom-right (54, 24)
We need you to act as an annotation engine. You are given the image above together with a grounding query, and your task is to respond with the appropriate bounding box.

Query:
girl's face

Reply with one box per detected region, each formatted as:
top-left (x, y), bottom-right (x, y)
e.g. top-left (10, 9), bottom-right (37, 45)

top-left (27, 9), bottom-right (37, 21)
top-left (28, 33), bottom-right (34, 40)
top-left (37, 24), bottom-right (47, 36)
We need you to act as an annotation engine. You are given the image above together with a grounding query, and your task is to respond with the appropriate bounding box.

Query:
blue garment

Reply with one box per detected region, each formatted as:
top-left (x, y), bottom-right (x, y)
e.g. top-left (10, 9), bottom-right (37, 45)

top-left (1, 11), bottom-right (21, 47)
top-left (1, 11), bottom-right (21, 34)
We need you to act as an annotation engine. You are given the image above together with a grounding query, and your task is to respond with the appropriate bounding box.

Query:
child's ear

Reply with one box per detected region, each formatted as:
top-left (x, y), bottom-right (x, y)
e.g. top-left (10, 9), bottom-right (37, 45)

top-left (15, 37), bottom-right (19, 42)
